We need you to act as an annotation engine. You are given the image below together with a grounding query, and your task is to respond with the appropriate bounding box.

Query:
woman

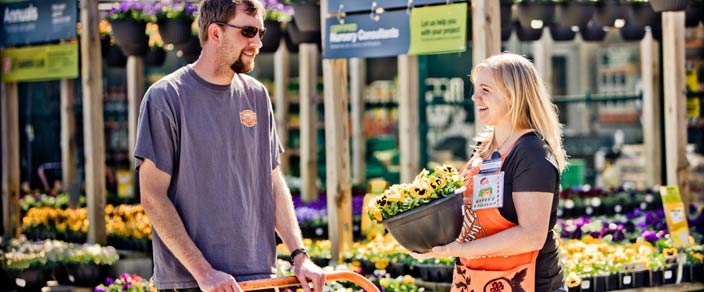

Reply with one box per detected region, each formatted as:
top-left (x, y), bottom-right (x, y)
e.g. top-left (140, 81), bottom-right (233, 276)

top-left (412, 53), bottom-right (568, 292)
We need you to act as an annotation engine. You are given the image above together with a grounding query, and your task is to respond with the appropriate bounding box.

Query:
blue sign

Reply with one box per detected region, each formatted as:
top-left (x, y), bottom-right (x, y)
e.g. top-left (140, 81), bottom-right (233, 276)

top-left (324, 10), bottom-right (410, 59)
top-left (1, 0), bottom-right (77, 47)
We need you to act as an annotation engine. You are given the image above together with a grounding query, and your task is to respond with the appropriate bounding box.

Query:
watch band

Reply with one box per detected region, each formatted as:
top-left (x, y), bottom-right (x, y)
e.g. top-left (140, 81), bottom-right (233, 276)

top-left (290, 247), bottom-right (308, 263)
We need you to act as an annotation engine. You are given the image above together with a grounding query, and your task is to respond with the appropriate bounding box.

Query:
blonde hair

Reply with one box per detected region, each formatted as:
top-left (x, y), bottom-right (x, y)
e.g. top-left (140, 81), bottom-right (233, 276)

top-left (470, 53), bottom-right (567, 172)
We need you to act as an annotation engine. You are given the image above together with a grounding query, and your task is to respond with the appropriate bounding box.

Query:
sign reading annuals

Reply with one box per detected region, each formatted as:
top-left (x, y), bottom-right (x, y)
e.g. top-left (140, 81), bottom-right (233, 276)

top-left (324, 10), bottom-right (410, 59)
top-left (1, 0), bottom-right (77, 46)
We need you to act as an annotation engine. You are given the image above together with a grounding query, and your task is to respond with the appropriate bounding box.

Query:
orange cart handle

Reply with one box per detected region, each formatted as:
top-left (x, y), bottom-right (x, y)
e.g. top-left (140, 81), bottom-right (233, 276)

top-left (239, 270), bottom-right (381, 292)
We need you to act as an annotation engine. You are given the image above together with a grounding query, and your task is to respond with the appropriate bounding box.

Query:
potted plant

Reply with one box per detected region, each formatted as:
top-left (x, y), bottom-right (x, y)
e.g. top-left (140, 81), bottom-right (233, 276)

top-left (155, 1), bottom-right (197, 46)
top-left (260, 0), bottom-right (293, 53)
top-left (285, 0), bottom-right (320, 33)
top-left (95, 273), bottom-right (153, 292)
top-left (549, 22), bottom-right (577, 41)
top-left (555, 0), bottom-right (598, 28)
top-left (367, 165), bottom-right (465, 253)
top-left (514, 0), bottom-right (555, 30)
top-left (649, 0), bottom-right (688, 12)
top-left (685, 0), bottom-right (704, 27)
top-left (594, 0), bottom-right (628, 27)
top-left (619, 22), bottom-right (646, 41)
top-left (145, 23), bottom-right (167, 67)
top-left (627, 0), bottom-right (658, 27)
top-left (515, 21), bottom-right (544, 42)
top-left (105, 1), bottom-right (155, 56)
top-left (579, 20), bottom-right (607, 41)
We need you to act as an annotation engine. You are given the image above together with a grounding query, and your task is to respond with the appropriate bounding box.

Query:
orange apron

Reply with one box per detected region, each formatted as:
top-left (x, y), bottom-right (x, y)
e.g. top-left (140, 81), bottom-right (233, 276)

top-left (453, 156), bottom-right (538, 292)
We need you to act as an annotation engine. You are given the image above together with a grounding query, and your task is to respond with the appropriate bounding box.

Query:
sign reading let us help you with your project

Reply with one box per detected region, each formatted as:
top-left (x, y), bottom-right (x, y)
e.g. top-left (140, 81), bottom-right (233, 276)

top-left (324, 2), bottom-right (467, 59)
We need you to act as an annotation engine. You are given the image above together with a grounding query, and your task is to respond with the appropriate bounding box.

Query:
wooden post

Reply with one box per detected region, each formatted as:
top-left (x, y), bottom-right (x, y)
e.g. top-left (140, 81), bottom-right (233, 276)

top-left (640, 29), bottom-right (662, 187)
top-left (299, 43), bottom-right (319, 202)
top-left (274, 40), bottom-right (290, 173)
top-left (471, 0), bottom-right (501, 133)
top-left (80, 0), bottom-right (106, 245)
top-left (60, 79), bottom-right (79, 207)
top-left (661, 11), bottom-right (689, 208)
top-left (127, 56), bottom-right (145, 198)
top-left (1, 82), bottom-right (21, 238)
top-left (350, 58), bottom-right (366, 185)
top-left (533, 30), bottom-right (553, 92)
top-left (398, 56), bottom-right (419, 183)
top-left (323, 59), bottom-right (353, 264)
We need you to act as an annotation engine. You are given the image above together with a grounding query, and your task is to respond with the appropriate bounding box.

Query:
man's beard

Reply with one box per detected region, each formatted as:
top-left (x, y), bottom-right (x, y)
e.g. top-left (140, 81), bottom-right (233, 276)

top-left (230, 54), bottom-right (254, 73)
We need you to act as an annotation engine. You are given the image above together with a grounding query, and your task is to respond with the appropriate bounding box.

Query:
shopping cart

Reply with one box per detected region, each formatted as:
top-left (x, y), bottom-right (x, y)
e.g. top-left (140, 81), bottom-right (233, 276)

top-left (240, 270), bottom-right (381, 291)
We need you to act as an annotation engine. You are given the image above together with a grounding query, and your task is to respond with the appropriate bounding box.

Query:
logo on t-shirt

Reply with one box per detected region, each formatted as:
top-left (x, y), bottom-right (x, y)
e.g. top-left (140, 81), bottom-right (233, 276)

top-left (240, 109), bottom-right (257, 127)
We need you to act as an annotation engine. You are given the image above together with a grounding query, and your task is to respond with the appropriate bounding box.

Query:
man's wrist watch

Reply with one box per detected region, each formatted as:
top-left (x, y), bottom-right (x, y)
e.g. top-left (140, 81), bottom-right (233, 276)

top-left (290, 247), bottom-right (309, 263)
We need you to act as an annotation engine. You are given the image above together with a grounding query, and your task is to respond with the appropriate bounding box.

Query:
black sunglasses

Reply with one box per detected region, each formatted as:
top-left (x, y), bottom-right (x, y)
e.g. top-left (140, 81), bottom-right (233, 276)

top-left (213, 21), bottom-right (266, 39)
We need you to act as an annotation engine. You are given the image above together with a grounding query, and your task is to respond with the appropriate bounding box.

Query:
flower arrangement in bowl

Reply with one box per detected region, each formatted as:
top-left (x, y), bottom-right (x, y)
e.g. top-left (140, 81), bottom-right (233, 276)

top-left (367, 165), bottom-right (465, 253)
top-left (155, 1), bottom-right (198, 45)
top-left (105, 1), bottom-right (155, 56)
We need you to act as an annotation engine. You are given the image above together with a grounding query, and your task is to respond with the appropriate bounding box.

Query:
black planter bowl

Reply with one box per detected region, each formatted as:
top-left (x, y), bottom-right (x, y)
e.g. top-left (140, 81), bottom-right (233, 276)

top-left (109, 18), bottom-right (149, 56)
top-left (286, 21), bottom-right (320, 45)
top-left (261, 20), bottom-right (283, 53)
top-left (157, 18), bottom-right (193, 45)
top-left (515, 2), bottom-right (555, 30)
top-left (106, 45), bottom-right (127, 67)
top-left (650, 0), bottom-right (688, 12)
top-left (381, 187), bottom-right (465, 253)
top-left (549, 23), bottom-right (576, 41)
top-left (501, 24), bottom-right (512, 41)
top-left (556, 1), bottom-right (596, 28)
top-left (619, 23), bottom-right (646, 41)
top-left (6, 268), bottom-right (50, 292)
top-left (145, 47), bottom-right (167, 67)
top-left (515, 22), bottom-right (543, 42)
top-left (579, 21), bottom-right (607, 42)
top-left (594, 0), bottom-right (628, 27)
top-left (628, 2), bottom-right (658, 28)
top-left (685, 2), bottom-right (704, 27)
top-left (284, 29), bottom-right (299, 53)
top-left (291, 2), bottom-right (321, 32)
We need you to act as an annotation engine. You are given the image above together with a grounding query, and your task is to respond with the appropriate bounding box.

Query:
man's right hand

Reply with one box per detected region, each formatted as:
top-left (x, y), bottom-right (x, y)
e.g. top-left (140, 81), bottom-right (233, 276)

top-left (197, 269), bottom-right (241, 292)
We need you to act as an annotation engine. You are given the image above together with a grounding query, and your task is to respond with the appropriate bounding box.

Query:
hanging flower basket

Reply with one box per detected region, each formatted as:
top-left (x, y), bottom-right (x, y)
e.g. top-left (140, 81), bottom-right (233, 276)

top-left (158, 18), bottom-right (193, 45)
top-left (110, 18), bottom-right (149, 56)
top-left (501, 0), bottom-right (513, 28)
top-left (145, 47), bottom-right (167, 67)
top-left (284, 28), bottom-right (299, 53)
top-left (291, 2), bottom-right (321, 32)
top-left (175, 36), bottom-right (201, 62)
top-left (502, 23), bottom-right (512, 41)
top-left (549, 23), bottom-right (577, 42)
top-left (594, 0), bottom-right (628, 27)
top-left (261, 20), bottom-right (283, 53)
top-left (106, 45), bottom-right (128, 67)
top-left (286, 21), bottom-right (320, 45)
top-left (628, 2), bottom-right (658, 28)
top-left (649, 0), bottom-right (688, 12)
top-left (515, 2), bottom-right (555, 29)
top-left (619, 23), bottom-right (646, 41)
top-left (555, 1), bottom-right (596, 28)
top-left (579, 21), bottom-right (607, 42)
top-left (685, 1), bottom-right (704, 27)
top-left (515, 21), bottom-right (544, 42)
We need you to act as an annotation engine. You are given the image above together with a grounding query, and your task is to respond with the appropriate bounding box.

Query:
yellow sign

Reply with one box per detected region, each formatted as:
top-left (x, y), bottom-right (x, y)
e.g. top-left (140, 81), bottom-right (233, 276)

top-left (408, 2), bottom-right (467, 55)
top-left (117, 169), bottom-right (134, 198)
top-left (659, 186), bottom-right (691, 248)
top-left (1, 42), bottom-right (78, 82)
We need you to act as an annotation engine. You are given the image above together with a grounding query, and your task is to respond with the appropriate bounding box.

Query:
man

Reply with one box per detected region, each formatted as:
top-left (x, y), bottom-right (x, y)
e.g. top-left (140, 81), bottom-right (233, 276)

top-left (134, 0), bottom-right (325, 291)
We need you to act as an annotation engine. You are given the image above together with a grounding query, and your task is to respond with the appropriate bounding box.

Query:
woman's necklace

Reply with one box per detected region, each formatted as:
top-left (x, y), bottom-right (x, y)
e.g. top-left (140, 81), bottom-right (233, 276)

top-left (492, 132), bottom-right (514, 158)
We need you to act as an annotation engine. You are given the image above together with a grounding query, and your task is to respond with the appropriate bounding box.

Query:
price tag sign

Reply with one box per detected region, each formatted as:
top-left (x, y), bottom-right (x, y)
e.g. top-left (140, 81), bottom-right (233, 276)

top-left (659, 186), bottom-right (691, 248)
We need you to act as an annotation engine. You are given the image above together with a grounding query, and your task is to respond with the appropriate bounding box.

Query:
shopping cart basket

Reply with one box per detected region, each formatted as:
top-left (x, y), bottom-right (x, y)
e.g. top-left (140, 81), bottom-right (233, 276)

top-left (240, 270), bottom-right (380, 291)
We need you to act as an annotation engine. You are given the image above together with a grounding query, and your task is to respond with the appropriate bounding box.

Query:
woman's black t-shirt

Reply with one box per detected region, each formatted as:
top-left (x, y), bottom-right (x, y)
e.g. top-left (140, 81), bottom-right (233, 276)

top-left (498, 132), bottom-right (564, 291)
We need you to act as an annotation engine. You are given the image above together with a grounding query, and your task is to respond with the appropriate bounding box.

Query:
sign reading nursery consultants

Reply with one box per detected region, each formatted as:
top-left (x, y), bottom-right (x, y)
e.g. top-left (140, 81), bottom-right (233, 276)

top-left (1, 0), bottom-right (77, 47)
top-left (324, 10), bottom-right (410, 59)
top-left (323, 1), bottom-right (467, 59)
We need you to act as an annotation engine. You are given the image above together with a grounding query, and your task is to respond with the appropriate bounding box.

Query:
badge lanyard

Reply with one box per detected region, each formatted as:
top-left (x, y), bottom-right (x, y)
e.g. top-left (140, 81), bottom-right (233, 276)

top-left (472, 151), bottom-right (505, 210)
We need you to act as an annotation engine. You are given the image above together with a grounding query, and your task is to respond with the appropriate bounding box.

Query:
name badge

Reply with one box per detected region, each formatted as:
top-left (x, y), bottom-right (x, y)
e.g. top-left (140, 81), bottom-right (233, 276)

top-left (472, 172), bottom-right (505, 210)
top-left (479, 151), bottom-right (502, 174)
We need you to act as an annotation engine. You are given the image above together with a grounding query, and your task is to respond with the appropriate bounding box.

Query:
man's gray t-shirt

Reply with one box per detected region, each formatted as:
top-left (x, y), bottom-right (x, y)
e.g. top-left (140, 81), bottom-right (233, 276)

top-left (134, 65), bottom-right (283, 289)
